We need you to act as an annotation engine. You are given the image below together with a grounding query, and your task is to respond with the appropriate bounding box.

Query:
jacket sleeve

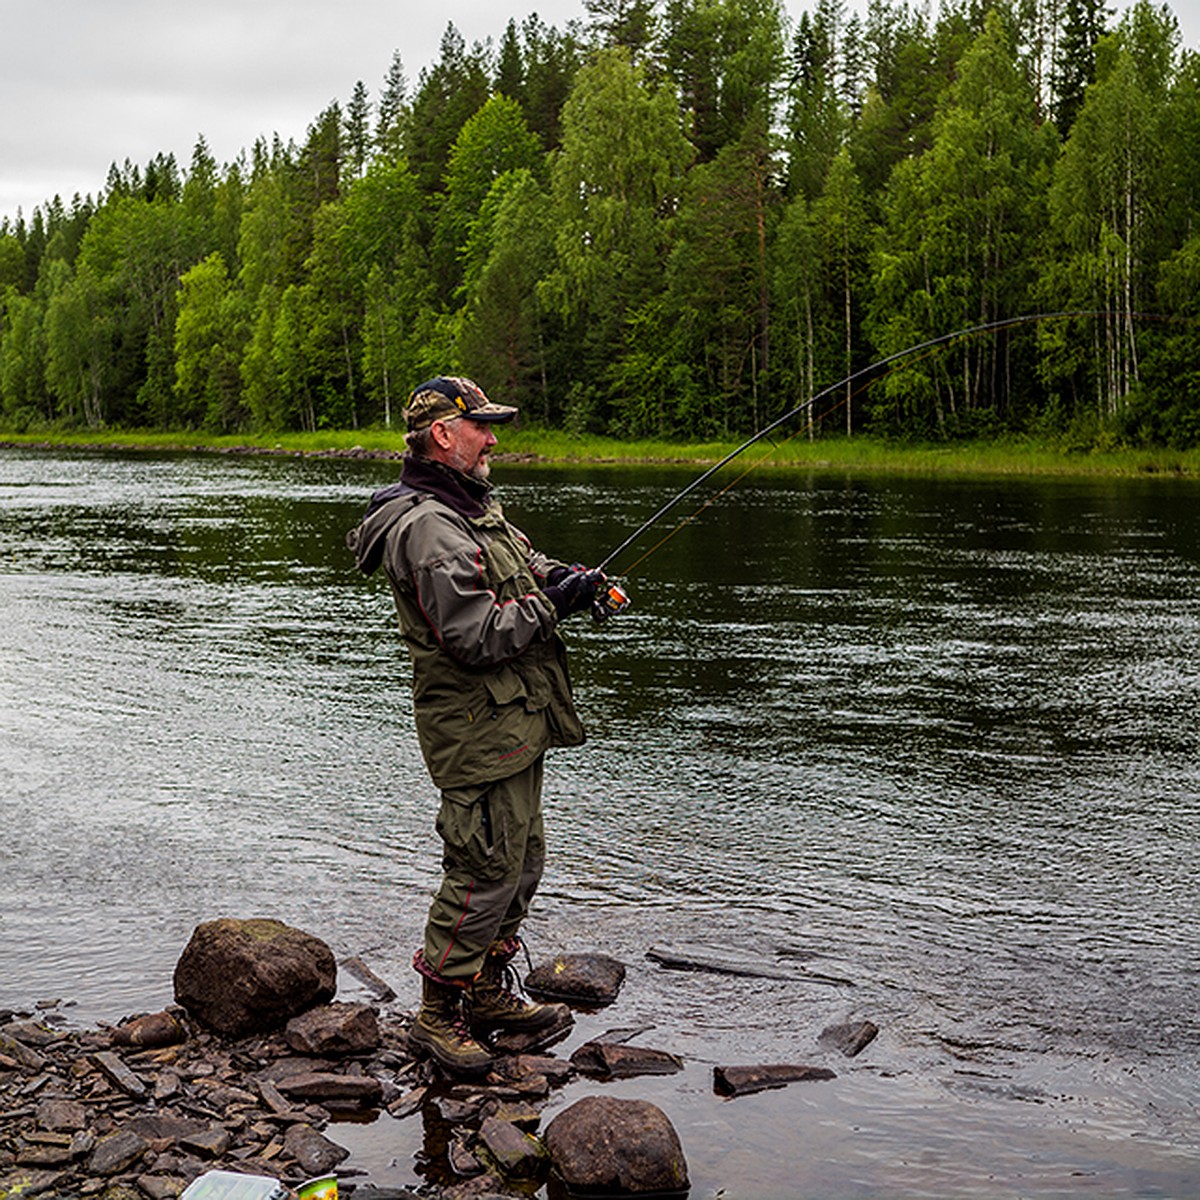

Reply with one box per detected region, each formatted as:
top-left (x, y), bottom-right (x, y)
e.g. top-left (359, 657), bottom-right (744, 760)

top-left (392, 507), bottom-right (559, 669)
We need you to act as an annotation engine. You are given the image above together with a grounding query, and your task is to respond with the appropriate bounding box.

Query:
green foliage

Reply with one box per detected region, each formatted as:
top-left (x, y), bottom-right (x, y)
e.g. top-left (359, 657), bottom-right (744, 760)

top-left (2, 0), bottom-right (1200, 449)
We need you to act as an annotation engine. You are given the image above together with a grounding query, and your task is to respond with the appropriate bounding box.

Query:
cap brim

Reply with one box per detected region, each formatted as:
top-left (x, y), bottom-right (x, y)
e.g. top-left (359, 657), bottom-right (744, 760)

top-left (463, 403), bottom-right (518, 423)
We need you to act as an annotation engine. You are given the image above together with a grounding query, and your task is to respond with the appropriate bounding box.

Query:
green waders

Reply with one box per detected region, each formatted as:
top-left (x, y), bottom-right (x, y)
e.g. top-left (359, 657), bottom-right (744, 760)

top-left (423, 755), bottom-right (546, 981)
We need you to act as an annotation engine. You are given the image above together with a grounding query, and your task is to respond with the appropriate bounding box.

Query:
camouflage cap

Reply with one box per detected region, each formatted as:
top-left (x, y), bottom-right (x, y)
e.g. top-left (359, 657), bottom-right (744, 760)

top-left (404, 376), bottom-right (517, 431)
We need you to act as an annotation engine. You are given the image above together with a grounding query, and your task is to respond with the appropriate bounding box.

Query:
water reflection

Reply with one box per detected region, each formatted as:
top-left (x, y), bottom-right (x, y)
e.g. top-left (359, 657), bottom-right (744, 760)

top-left (1, 448), bottom-right (1198, 1196)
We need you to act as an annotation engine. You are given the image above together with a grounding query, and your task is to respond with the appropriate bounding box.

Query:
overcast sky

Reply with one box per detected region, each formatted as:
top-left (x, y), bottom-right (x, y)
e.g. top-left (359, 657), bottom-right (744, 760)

top-left (1, 0), bottom-right (1195, 225)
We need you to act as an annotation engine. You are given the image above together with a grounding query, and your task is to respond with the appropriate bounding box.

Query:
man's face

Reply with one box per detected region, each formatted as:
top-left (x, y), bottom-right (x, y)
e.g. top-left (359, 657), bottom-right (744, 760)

top-left (437, 416), bottom-right (499, 481)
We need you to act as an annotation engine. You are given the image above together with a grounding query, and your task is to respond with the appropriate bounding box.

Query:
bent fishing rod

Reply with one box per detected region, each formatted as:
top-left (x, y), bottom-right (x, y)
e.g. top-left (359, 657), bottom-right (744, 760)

top-left (592, 308), bottom-right (1134, 596)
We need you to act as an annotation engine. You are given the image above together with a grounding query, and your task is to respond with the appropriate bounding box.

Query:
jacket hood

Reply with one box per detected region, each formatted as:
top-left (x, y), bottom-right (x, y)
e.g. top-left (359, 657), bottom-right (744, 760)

top-left (346, 482), bottom-right (415, 576)
top-left (346, 455), bottom-right (492, 576)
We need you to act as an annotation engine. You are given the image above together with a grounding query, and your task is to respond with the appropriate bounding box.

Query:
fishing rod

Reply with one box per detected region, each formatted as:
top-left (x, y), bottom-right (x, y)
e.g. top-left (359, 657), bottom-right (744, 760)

top-left (593, 308), bottom-right (1120, 591)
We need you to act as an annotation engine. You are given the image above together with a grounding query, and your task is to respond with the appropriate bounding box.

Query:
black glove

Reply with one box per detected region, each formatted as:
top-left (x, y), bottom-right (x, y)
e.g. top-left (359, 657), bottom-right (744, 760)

top-left (545, 562), bottom-right (586, 587)
top-left (543, 568), bottom-right (602, 619)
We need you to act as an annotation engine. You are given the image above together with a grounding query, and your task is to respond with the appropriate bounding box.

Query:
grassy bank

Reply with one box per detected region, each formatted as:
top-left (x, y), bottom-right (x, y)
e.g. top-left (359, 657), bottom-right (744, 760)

top-left (3, 426), bottom-right (1200, 479)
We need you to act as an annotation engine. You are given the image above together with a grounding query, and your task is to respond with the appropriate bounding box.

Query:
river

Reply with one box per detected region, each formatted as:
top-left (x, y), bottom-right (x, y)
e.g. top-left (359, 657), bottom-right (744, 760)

top-left (1, 446), bottom-right (1198, 1198)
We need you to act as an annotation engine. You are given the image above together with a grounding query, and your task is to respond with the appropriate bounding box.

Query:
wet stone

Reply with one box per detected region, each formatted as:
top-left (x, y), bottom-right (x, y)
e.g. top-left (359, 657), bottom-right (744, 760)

top-left (712, 1063), bottom-right (837, 1097)
top-left (0, 1031), bottom-right (47, 1071)
top-left (477, 1115), bottom-right (546, 1179)
top-left (274, 1071), bottom-right (382, 1106)
top-left (543, 1096), bottom-right (689, 1196)
top-left (87, 1128), bottom-right (149, 1175)
top-left (570, 1041), bottom-right (684, 1079)
top-left (284, 1002), bottom-right (380, 1057)
top-left (448, 1133), bottom-right (484, 1178)
top-left (283, 1123), bottom-right (350, 1176)
top-left (524, 953), bottom-right (626, 1006)
top-left (482, 1101), bottom-right (542, 1130)
top-left (436, 1095), bottom-right (485, 1124)
top-left (338, 956), bottom-right (397, 1003)
top-left (387, 1085), bottom-right (427, 1119)
top-left (818, 1019), bottom-right (879, 1058)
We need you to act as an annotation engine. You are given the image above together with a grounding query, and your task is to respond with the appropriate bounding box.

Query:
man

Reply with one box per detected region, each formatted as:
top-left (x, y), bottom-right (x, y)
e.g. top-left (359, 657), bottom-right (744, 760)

top-left (346, 376), bottom-right (600, 1075)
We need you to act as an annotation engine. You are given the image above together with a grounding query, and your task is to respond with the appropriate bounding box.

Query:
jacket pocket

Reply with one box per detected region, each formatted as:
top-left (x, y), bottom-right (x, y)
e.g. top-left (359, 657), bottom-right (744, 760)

top-left (485, 664), bottom-right (529, 708)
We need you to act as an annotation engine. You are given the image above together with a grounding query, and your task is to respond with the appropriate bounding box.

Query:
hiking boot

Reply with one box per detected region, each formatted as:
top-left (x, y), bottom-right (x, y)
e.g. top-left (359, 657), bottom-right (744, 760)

top-left (410, 973), bottom-right (493, 1077)
top-left (469, 938), bottom-right (573, 1040)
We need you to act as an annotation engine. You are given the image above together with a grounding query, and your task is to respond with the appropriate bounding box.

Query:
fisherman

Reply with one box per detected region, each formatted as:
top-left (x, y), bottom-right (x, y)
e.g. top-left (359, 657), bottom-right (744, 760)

top-left (345, 375), bottom-right (601, 1075)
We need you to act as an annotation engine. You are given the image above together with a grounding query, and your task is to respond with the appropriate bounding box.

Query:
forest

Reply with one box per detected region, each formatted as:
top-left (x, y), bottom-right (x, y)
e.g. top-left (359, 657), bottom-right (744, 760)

top-left (1, 0), bottom-right (1198, 448)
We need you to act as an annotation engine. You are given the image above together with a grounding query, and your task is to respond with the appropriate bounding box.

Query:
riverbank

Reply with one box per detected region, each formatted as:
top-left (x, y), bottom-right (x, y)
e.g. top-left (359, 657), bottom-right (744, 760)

top-left (2, 428), bottom-right (1199, 478)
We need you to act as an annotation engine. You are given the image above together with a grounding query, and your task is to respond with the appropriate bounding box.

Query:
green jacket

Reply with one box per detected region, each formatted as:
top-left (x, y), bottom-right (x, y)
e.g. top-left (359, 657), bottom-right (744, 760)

top-left (347, 460), bottom-right (585, 788)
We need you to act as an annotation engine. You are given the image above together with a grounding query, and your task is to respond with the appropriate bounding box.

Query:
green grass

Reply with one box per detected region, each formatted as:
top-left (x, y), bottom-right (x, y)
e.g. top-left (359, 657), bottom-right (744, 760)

top-left (3, 424), bottom-right (1199, 479)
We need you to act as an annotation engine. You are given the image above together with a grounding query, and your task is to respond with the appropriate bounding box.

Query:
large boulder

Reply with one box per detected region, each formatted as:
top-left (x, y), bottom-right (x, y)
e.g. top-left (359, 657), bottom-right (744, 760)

top-left (173, 918), bottom-right (337, 1037)
top-left (543, 1096), bottom-right (689, 1196)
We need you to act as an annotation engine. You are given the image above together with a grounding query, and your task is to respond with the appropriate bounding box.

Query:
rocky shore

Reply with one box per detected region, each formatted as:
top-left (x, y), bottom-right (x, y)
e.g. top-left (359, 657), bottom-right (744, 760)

top-left (1, 919), bottom-right (870, 1200)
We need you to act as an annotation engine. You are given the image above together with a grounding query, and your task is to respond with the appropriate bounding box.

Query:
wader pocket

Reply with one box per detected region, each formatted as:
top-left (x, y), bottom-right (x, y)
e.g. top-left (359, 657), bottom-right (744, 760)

top-left (436, 785), bottom-right (505, 881)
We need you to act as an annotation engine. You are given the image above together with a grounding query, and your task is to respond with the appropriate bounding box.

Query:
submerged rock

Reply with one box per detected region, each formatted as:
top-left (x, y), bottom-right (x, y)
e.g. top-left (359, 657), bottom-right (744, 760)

top-left (818, 1019), bottom-right (879, 1057)
top-left (173, 918), bottom-right (337, 1037)
top-left (712, 1063), bottom-right (837, 1097)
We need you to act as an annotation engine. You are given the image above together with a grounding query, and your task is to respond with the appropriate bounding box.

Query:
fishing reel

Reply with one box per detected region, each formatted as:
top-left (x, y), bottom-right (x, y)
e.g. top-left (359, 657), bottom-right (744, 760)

top-left (591, 576), bottom-right (632, 622)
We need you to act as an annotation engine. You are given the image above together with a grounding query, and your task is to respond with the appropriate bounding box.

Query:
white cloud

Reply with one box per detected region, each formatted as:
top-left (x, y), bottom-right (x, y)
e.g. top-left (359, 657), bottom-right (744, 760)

top-left (1, 0), bottom-right (1196, 224)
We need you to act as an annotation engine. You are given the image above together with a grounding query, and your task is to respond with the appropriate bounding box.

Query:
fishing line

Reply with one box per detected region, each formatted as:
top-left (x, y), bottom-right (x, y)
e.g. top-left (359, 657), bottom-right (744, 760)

top-left (595, 309), bottom-right (1169, 581)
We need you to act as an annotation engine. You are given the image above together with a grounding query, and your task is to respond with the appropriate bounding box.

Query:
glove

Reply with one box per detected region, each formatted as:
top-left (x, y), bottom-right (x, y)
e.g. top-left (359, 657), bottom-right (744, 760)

top-left (545, 562), bottom-right (586, 587)
top-left (543, 568), bottom-right (602, 620)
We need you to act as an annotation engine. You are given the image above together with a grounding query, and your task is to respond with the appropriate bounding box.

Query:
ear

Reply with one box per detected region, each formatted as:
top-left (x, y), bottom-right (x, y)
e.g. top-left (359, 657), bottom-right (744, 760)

top-left (429, 420), bottom-right (456, 451)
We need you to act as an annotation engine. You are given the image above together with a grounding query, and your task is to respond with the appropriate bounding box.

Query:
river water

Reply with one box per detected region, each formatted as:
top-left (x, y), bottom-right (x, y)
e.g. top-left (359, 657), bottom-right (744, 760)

top-left (1, 446), bottom-right (1198, 1199)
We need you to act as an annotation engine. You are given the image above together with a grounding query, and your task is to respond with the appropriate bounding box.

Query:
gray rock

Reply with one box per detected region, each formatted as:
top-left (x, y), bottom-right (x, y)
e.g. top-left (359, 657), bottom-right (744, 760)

top-left (339, 956), bottom-right (397, 1003)
top-left (179, 1128), bottom-right (232, 1158)
top-left (477, 1115), bottom-right (546, 1179)
top-left (122, 1115), bottom-right (209, 1143)
top-left (543, 1096), bottom-right (688, 1196)
top-left (818, 1019), bottom-right (879, 1057)
top-left (37, 1097), bottom-right (88, 1131)
top-left (92, 1050), bottom-right (148, 1099)
top-left (0, 1168), bottom-right (66, 1197)
top-left (273, 1071), bottom-right (383, 1106)
top-left (87, 1128), bottom-right (149, 1175)
top-left (387, 1086), bottom-right (427, 1119)
top-left (173, 918), bottom-right (336, 1038)
top-left (0, 1030), bottom-right (47, 1071)
top-left (284, 1002), bottom-right (380, 1056)
top-left (569, 1041), bottom-right (684, 1079)
top-left (283, 1124), bottom-right (350, 1176)
top-left (712, 1063), bottom-right (837, 1097)
top-left (137, 1174), bottom-right (189, 1200)
top-left (524, 953), bottom-right (625, 1006)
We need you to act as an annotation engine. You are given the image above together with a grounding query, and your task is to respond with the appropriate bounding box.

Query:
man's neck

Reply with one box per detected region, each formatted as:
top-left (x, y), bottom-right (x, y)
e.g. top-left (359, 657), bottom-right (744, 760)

top-left (401, 454), bottom-right (491, 517)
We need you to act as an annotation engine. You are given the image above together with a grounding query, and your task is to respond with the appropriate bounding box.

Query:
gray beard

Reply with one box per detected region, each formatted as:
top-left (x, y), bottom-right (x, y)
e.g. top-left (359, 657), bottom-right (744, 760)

top-left (448, 444), bottom-right (490, 482)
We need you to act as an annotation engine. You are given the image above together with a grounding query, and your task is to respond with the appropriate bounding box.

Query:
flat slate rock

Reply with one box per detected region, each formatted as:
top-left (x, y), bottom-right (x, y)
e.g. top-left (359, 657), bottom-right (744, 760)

top-left (570, 1041), bottom-right (684, 1079)
top-left (713, 1063), bottom-right (837, 1097)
